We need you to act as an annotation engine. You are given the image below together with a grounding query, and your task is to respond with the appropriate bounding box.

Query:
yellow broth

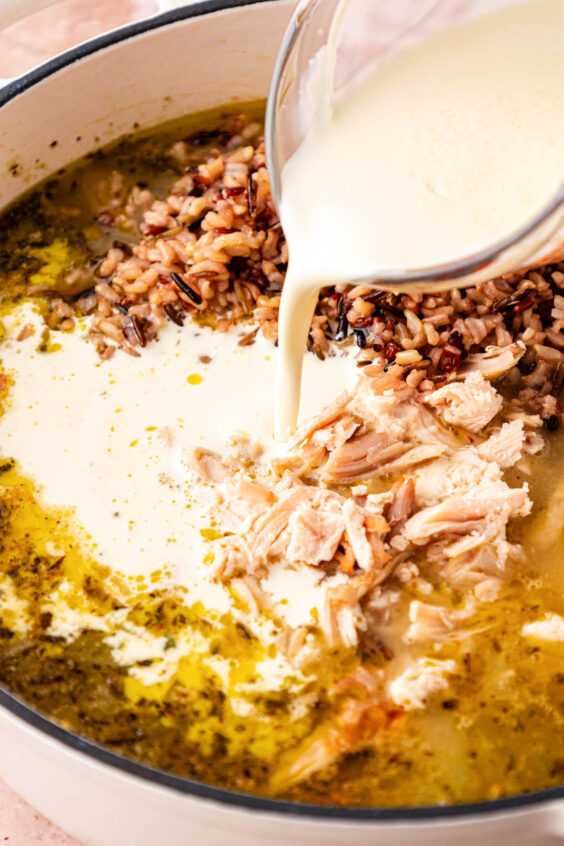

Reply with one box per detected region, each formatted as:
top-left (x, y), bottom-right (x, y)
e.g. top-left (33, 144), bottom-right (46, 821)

top-left (0, 109), bottom-right (563, 807)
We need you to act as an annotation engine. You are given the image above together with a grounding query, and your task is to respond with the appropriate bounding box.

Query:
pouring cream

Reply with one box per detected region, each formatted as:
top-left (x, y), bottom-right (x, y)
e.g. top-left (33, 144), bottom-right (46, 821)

top-left (275, 0), bottom-right (564, 439)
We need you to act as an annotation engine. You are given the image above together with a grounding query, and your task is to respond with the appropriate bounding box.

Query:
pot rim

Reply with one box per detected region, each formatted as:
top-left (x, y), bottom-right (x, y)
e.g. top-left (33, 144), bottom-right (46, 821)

top-left (0, 0), bottom-right (562, 822)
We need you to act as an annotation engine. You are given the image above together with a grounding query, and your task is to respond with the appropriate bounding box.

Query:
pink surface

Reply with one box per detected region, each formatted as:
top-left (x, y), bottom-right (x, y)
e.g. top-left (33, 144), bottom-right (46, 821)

top-left (0, 0), bottom-right (157, 76)
top-left (0, 779), bottom-right (82, 845)
top-left (0, 4), bottom-right (160, 844)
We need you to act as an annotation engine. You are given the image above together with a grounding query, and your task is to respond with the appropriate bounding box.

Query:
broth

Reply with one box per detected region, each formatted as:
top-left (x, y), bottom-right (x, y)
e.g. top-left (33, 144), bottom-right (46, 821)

top-left (0, 108), bottom-right (563, 807)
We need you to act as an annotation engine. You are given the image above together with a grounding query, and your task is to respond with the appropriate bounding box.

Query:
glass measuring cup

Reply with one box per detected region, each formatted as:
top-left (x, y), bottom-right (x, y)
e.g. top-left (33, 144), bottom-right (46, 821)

top-left (265, 0), bottom-right (564, 292)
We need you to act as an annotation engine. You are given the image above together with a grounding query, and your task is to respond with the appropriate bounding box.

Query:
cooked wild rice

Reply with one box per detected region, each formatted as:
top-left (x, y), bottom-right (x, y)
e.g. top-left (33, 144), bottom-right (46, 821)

top-left (47, 118), bottom-right (564, 427)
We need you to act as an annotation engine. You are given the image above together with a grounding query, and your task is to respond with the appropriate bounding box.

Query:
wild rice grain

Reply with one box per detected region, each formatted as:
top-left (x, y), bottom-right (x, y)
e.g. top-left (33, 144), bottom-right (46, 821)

top-left (354, 328), bottom-right (367, 348)
top-left (170, 272), bottom-right (203, 305)
top-left (336, 313), bottom-right (349, 341)
top-left (395, 350), bottom-right (423, 365)
top-left (97, 320), bottom-right (124, 344)
top-left (131, 315), bottom-right (147, 347)
top-left (247, 173), bottom-right (257, 217)
top-left (163, 304), bottom-right (184, 326)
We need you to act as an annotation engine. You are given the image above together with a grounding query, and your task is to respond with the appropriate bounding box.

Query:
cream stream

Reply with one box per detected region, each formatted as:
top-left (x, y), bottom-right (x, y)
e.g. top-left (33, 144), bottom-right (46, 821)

top-left (275, 0), bottom-right (564, 438)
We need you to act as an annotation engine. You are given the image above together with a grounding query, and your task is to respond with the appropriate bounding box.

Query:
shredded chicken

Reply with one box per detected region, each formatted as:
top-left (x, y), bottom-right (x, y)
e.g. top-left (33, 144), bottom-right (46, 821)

top-left (280, 691), bottom-right (400, 787)
top-left (212, 535), bottom-right (255, 579)
top-left (208, 474), bottom-right (392, 597)
top-left (323, 430), bottom-right (407, 483)
top-left (384, 477), bottom-right (416, 528)
top-left (186, 446), bottom-right (237, 482)
top-left (522, 614), bottom-right (564, 641)
top-left (388, 658), bottom-right (457, 709)
top-left (217, 479), bottom-right (276, 534)
top-left (401, 480), bottom-right (530, 546)
top-left (458, 341), bottom-right (526, 380)
top-left (187, 356), bottom-right (542, 737)
top-left (341, 499), bottom-right (389, 572)
top-left (231, 575), bottom-right (270, 615)
top-left (477, 419), bottom-right (525, 468)
top-left (285, 497), bottom-right (345, 566)
top-left (288, 391), bottom-right (353, 451)
top-left (405, 599), bottom-right (478, 644)
top-left (320, 572), bottom-right (379, 648)
top-left (424, 371), bottom-right (503, 433)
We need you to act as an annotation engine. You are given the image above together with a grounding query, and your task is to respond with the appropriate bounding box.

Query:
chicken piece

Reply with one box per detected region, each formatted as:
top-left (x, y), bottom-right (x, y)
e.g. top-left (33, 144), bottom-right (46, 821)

top-left (227, 434), bottom-right (264, 462)
top-left (331, 666), bottom-right (384, 698)
top-left (473, 577), bottom-right (503, 602)
top-left (309, 416), bottom-right (359, 452)
top-left (458, 341), bottom-right (525, 380)
top-left (285, 496), bottom-right (345, 566)
top-left (185, 446), bottom-right (237, 482)
top-left (374, 444), bottom-right (447, 477)
top-left (270, 442), bottom-right (327, 479)
top-left (503, 409), bottom-right (542, 429)
top-left (288, 391), bottom-right (352, 449)
top-left (218, 472), bottom-right (392, 578)
top-left (384, 477), bottom-right (416, 528)
top-left (522, 613), bottom-right (564, 641)
top-left (412, 405), bottom-right (462, 450)
top-left (250, 487), bottom-right (310, 565)
top-left (424, 372), bottom-right (503, 433)
top-left (231, 574), bottom-right (270, 615)
top-left (394, 561), bottom-right (434, 596)
top-left (404, 599), bottom-right (477, 644)
top-left (413, 446), bottom-right (502, 509)
top-left (477, 420), bottom-right (525, 468)
top-left (342, 499), bottom-right (375, 571)
top-left (405, 601), bottom-right (457, 644)
top-left (237, 479), bottom-right (277, 508)
top-left (388, 658), bottom-right (457, 709)
top-left (211, 535), bottom-right (254, 579)
top-left (218, 479), bottom-right (276, 533)
top-left (342, 499), bottom-right (389, 572)
top-left (442, 534), bottom-right (519, 592)
top-left (322, 429), bottom-right (408, 483)
top-left (402, 480), bottom-right (530, 546)
top-left (280, 697), bottom-right (399, 787)
top-left (523, 431), bottom-right (545, 456)
top-left (320, 572), bottom-right (378, 647)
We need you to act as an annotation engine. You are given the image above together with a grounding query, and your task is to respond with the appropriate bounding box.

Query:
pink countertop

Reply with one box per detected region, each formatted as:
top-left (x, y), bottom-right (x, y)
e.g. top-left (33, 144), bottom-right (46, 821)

top-left (0, 0), bottom-right (157, 77)
top-left (0, 4), bottom-right (159, 844)
top-left (0, 780), bottom-right (82, 845)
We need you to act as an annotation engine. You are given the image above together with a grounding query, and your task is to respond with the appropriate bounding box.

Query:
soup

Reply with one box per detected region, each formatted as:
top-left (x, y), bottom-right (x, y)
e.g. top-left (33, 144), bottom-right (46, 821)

top-left (1, 109), bottom-right (564, 807)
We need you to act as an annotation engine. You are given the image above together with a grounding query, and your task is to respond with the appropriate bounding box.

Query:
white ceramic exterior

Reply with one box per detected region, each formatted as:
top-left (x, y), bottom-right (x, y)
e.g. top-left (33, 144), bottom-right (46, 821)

top-left (1, 2), bottom-right (564, 843)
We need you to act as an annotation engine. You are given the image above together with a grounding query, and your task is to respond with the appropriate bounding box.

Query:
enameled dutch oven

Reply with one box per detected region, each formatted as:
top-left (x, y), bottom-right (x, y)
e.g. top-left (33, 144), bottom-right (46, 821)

top-left (1, 2), bottom-right (564, 843)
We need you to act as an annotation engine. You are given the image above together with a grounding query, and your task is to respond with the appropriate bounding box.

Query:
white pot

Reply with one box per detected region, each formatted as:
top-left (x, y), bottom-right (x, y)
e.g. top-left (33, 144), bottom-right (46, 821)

top-left (1, 3), bottom-right (564, 844)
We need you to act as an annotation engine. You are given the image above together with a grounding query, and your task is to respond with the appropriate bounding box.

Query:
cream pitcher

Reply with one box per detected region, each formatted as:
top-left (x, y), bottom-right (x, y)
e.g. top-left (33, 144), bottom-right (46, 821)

top-left (266, 0), bottom-right (564, 437)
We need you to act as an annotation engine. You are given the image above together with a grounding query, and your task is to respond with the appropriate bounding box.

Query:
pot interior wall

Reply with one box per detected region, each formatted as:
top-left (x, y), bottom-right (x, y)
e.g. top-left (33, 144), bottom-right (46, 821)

top-left (0, 0), bottom-right (294, 210)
